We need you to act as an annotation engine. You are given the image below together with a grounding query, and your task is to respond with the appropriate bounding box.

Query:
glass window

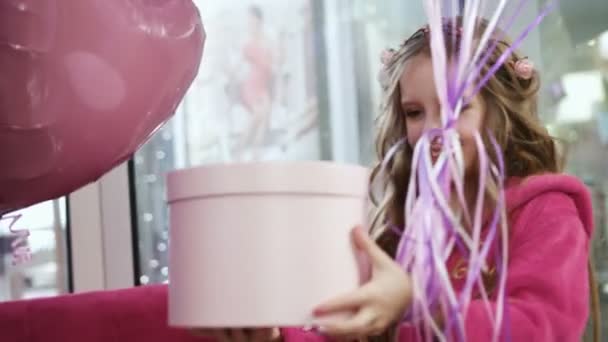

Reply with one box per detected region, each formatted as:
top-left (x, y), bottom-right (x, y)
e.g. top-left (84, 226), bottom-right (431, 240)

top-left (132, 1), bottom-right (608, 335)
top-left (133, 0), bottom-right (333, 286)
top-left (0, 198), bottom-right (70, 301)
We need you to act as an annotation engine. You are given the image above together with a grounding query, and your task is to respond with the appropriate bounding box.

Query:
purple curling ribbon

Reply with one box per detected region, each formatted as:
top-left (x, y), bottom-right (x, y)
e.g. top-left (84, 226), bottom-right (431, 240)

top-left (2, 214), bottom-right (31, 265)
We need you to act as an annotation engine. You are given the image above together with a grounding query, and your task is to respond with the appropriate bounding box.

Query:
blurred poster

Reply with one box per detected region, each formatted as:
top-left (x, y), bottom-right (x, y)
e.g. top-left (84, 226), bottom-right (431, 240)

top-left (184, 0), bottom-right (322, 164)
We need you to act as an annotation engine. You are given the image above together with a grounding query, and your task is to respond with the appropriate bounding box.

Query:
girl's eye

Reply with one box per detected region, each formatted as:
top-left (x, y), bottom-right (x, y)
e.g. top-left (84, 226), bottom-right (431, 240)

top-left (405, 110), bottom-right (422, 118)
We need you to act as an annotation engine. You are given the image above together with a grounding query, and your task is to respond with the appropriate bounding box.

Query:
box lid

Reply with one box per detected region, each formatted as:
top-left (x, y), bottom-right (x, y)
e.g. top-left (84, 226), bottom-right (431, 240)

top-left (166, 161), bottom-right (370, 202)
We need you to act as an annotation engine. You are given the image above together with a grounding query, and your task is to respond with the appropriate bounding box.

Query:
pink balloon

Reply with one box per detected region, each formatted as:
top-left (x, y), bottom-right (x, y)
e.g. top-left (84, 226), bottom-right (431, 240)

top-left (0, 0), bottom-right (205, 213)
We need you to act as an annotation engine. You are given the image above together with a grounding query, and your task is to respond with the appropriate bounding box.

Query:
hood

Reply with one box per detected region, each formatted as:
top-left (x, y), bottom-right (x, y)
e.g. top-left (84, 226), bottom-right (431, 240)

top-left (505, 174), bottom-right (594, 238)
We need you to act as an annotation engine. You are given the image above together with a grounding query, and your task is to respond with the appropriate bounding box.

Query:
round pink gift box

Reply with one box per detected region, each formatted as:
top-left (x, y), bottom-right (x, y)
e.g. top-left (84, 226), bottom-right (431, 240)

top-left (167, 161), bottom-right (370, 328)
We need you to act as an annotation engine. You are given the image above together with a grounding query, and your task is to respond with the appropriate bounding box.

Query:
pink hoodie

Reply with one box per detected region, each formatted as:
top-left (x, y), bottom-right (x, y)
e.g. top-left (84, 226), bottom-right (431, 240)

top-left (283, 173), bottom-right (594, 341)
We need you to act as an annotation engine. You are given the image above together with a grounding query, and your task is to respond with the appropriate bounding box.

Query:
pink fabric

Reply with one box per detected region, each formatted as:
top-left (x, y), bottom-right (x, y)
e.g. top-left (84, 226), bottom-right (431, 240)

top-left (0, 285), bottom-right (210, 342)
top-left (0, 174), bottom-right (592, 342)
top-left (285, 173), bottom-right (594, 341)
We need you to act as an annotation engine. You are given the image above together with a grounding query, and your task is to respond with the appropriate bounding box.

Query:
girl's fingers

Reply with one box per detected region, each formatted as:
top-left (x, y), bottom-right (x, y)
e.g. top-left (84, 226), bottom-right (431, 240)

top-left (190, 329), bottom-right (226, 341)
top-left (227, 329), bottom-right (248, 342)
top-left (316, 307), bottom-right (380, 339)
top-left (313, 287), bottom-right (369, 316)
top-left (251, 328), bottom-right (281, 342)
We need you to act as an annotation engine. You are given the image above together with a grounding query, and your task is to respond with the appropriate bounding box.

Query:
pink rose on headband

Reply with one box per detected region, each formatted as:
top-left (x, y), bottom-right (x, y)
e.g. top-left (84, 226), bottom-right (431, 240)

top-left (378, 48), bottom-right (396, 89)
top-left (514, 58), bottom-right (534, 80)
top-left (378, 68), bottom-right (390, 89)
top-left (380, 48), bottom-right (396, 66)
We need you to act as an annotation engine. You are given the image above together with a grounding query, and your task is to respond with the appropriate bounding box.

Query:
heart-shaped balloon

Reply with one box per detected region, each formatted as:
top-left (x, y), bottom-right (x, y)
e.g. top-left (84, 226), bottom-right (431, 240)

top-left (0, 0), bottom-right (205, 214)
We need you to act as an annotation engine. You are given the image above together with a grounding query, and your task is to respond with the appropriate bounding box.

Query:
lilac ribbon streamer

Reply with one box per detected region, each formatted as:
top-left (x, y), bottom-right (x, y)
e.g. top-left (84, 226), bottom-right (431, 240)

top-left (453, 0), bottom-right (530, 106)
top-left (468, 0), bottom-right (557, 101)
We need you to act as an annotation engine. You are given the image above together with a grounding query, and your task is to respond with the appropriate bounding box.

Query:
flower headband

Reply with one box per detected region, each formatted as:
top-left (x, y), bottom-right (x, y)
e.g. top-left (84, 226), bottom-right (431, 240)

top-left (511, 57), bottom-right (534, 80)
top-left (378, 24), bottom-right (534, 88)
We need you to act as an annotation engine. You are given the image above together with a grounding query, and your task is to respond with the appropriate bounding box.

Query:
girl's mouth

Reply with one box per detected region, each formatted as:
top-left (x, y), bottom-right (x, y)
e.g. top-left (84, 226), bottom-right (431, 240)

top-left (430, 136), bottom-right (443, 162)
top-left (431, 145), bottom-right (442, 161)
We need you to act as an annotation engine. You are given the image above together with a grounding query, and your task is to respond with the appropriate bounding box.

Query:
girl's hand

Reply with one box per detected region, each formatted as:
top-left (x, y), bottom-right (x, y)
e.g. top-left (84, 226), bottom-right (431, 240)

top-left (313, 227), bottom-right (412, 340)
top-left (191, 328), bottom-right (281, 342)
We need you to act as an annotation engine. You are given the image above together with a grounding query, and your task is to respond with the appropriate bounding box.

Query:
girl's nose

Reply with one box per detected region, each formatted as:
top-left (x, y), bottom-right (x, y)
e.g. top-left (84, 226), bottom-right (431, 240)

top-left (423, 110), bottom-right (442, 132)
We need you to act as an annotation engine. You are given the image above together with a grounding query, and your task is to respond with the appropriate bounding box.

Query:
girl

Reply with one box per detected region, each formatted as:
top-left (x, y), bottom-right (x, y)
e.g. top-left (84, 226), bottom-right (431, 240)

top-left (197, 18), bottom-right (598, 342)
top-left (234, 5), bottom-right (275, 160)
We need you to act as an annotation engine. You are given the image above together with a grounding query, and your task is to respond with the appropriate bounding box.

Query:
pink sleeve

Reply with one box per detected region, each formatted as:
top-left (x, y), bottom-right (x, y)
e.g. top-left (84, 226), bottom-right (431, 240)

top-left (466, 192), bottom-right (590, 341)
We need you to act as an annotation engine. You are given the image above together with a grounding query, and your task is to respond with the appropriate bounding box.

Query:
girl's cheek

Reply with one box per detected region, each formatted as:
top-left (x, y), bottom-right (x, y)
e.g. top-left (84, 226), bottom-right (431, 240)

top-left (456, 105), bottom-right (485, 134)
